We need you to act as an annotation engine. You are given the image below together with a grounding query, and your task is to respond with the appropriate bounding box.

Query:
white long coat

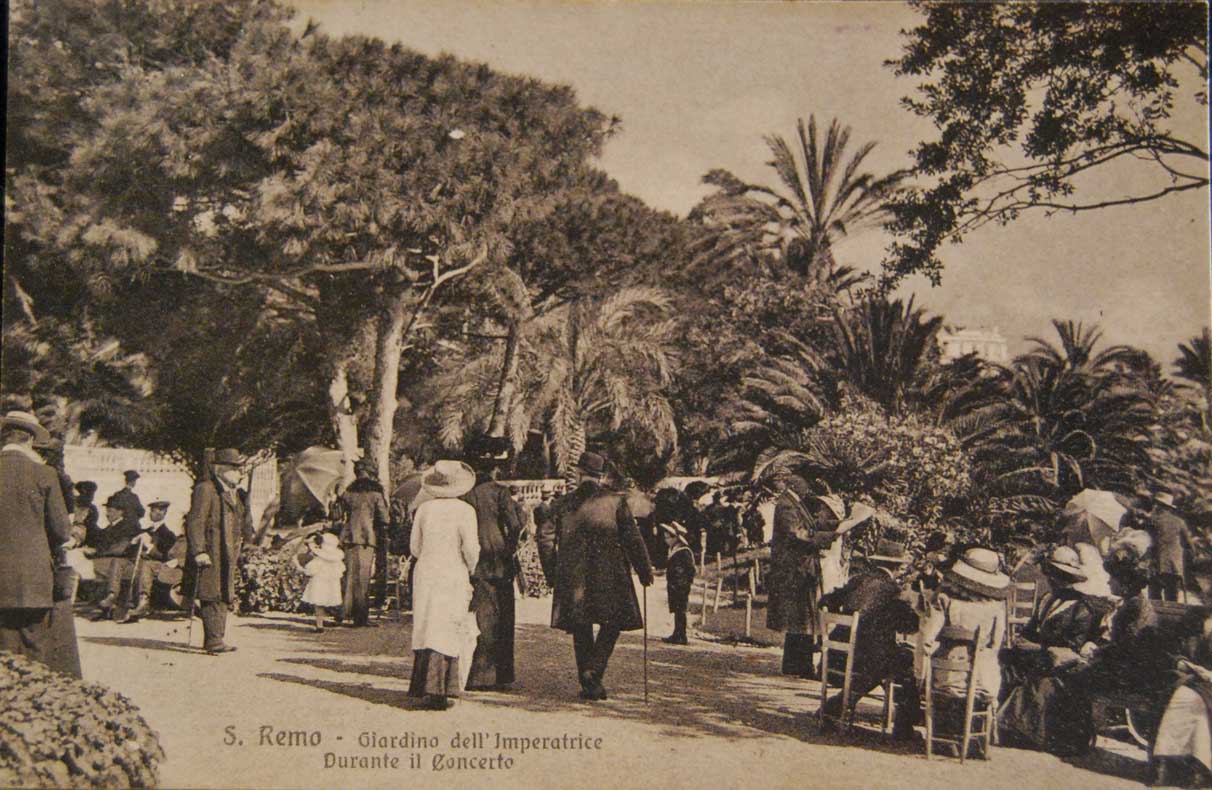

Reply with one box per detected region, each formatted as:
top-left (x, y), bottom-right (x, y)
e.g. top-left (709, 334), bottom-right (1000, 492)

top-left (410, 498), bottom-right (480, 679)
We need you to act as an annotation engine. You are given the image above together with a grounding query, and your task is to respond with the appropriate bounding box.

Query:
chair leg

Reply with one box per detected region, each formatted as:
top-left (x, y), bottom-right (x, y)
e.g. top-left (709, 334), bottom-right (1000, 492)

top-left (924, 696), bottom-right (933, 760)
top-left (882, 679), bottom-right (894, 734)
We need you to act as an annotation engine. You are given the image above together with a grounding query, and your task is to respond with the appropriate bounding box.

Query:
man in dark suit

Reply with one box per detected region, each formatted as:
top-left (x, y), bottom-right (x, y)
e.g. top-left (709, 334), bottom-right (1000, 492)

top-left (536, 452), bottom-right (654, 701)
top-left (461, 436), bottom-right (524, 690)
top-left (818, 539), bottom-right (920, 736)
top-left (86, 496), bottom-right (144, 620)
top-left (337, 458), bottom-right (391, 627)
top-left (184, 449), bottom-right (253, 654)
top-left (109, 470), bottom-right (146, 524)
top-left (120, 500), bottom-right (180, 622)
top-left (0, 411), bottom-right (72, 670)
top-left (1148, 490), bottom-right (1194, 601)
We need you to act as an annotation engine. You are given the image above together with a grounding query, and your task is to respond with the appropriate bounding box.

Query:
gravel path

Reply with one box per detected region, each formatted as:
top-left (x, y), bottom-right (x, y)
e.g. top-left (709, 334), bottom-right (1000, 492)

top-left (72, 586), bottom-right (1149, 790)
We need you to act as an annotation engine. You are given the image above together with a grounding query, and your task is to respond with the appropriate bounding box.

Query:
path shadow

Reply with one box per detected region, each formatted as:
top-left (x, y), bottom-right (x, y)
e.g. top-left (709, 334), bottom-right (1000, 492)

top-left (1061, 745), bottom-right (1151, 784)
top-left (83, 636), bottom-right (201, 655)
top-left (259, 672), bottom-right (439, 712)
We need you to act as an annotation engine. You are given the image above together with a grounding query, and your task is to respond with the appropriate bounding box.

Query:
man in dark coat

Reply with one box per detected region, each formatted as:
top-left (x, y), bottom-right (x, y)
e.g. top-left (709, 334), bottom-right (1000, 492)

top-left (109, 470), bottom-right (146, 524)
top-left (536, 451), bottom-right (654, 700)
top-left (86, 496), bottom-right (143, 620)
top-left (767, 475), bottom-right (843, 678)
top-left (1149, 490), bottom-right (1195, 601)
top-left (818, 540), bottom-right (920, 735)
top-left (1, 412), bottom-right (74, 673)
top-left (120, 500), bottom-right (180, 622)
top-left (184, 449), bottom-right (253, 654)
top-left (337, 458), bottom-right (391, 627)
top-left (461, 436), bottom-right (524, 689)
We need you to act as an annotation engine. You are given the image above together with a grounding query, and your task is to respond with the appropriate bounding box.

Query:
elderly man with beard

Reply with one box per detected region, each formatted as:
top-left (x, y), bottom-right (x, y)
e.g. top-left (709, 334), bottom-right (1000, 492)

top-left (184, 449), bottom-right (254, 654)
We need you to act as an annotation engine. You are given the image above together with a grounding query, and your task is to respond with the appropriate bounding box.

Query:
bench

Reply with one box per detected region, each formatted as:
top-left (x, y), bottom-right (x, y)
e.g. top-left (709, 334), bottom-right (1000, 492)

top-left (1089, 600), bottom-right (1195, 748)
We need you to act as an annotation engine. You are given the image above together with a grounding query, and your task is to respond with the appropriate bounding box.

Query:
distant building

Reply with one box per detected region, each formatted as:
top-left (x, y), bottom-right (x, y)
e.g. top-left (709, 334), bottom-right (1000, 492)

top-left (939, 326), bottom-right (1009, 364)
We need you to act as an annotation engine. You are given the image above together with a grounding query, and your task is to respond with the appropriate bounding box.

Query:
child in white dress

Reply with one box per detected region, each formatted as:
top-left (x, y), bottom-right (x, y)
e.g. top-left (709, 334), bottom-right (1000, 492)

top-left (295, 533), bottom-right (345, 632)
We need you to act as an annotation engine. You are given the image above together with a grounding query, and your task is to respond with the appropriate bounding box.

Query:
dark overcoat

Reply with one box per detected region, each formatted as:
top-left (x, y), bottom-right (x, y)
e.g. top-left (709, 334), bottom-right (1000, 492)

top-left (183, 476), bottom-right (252, 603)
top-left (1151, 507), bottom-right (1195, 577)
top-left (536, 481), bottom-right (654, 632)
top-left (0, 449), bottom-right (71, 609)
top-left (462, 479), bottom-right (523, 580)
top-left (818, 569), bottom-right (918, 685)
top-left (108, 487), bottom-right (145, 523)
top-left (766, 490), bottom-right (839, 634)
top-left (338, 478), bottom-right (390, 548)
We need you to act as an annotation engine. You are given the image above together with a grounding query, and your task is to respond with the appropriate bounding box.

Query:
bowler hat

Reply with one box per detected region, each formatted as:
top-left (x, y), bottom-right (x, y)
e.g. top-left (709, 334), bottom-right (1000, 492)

top-left (75, 481), bottom-right (98, 495)
top-left (867, 539), bottom-right (909, 565)
top-left (124, 469), bottom-right (140, 481)
top-left (469, 435), bottom-right (511, 463)
top-left (1, 411), bottom-right (50, 445)
top-left (104, 494), bottom-right (125, 509)
top-left (576, 452), bottom-right (607, 477)
top-left (212, 449), bottom-right (243, 467)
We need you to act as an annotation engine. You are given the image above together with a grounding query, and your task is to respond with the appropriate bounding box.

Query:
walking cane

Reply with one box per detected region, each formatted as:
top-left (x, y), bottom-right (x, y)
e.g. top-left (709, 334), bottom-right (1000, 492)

top-left (643, 585), bottom-right (649, 704)
top-left (126, 539), bottom-right (147, 611)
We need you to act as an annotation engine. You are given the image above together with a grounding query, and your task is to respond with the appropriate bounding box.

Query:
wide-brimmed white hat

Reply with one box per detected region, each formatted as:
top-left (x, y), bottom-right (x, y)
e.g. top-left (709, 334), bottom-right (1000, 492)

top-left (1155, 491), bottom-right (1177, 508)
top-left (1, 411), bottom-right (50, 445)
top-left (945, 548), bottom-right (1011, 600)
top-left (1044, 545), bottom-right (1088, 582)
top-left (312, 532), bottom-right (344, 562)
top-left (422, 460), bottom-right (475, 499)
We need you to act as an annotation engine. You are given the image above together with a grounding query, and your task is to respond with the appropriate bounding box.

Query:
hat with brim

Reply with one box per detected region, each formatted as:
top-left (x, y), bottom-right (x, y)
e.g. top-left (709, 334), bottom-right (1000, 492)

top-left (212, 449), bottom-right (243, 467)
top-left (75, 481), bottom-right (98, 495)
top-left (658, 521), bottom-right (691, 544)
top-left (149, 500), bottom-right (171, 510)
top-left (124, 469), bottom-right (140, 481)
top-left (576, 452), bottom-right (607, 477)
top-left (944, 548), bottom-right (1011, 600)
top-left (1155, 491), bottom-right (1177, 508)
top-left (867, 539), bottom-right (909, 565)
top-left (313, 532), bottom-right (344, 562)
top-left (1044, 546), bottom-right (1088, 582)
top-left (1, 411), bottom-right (50, 445)
top-left (422, 460), bottom-right (476, 499)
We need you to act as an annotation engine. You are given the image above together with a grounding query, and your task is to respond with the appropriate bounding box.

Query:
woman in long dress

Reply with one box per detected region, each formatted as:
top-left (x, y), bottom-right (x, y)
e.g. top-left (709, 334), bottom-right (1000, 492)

top-left (407, 461), bottom-right (480, 710)
top-left (1152, 607), bottom-right (1212, 788)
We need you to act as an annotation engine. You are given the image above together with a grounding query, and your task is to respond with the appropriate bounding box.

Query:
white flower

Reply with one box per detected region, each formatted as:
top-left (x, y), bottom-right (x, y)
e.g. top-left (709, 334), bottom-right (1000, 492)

top-left (448, 129), bottom-right (466, 140)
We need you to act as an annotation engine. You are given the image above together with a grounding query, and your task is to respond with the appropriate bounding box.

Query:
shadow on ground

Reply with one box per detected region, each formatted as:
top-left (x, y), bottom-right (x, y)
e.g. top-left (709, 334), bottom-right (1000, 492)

top-left (83, 635), bottom-right (202, 655)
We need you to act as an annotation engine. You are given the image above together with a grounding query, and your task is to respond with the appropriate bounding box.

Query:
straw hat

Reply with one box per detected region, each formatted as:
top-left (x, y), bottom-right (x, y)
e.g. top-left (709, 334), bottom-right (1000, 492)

top-left (1154, 490), bottom-right (1177, 508)
top-left (212, 449), bottom-right (244, 467)
top-left (422, 460), bottom-right (476, 498)
top-left (1, 411), bottom-right (50, 445)
top-left (313, 532), bottom-right (344, 562)
top-left (658, 521), bottom-right (691, 545)
top-left (944, 548), bottom-right (1011, 600)
top-left (1043, 545), bottom-right (1088, 582)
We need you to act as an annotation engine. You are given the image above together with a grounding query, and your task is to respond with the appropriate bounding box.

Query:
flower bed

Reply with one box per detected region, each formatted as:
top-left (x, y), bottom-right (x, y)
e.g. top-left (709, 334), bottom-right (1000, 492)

top-left (236, 544), bottom-right (308, 614)
top-left (0, 652), bottom-right (165, 788)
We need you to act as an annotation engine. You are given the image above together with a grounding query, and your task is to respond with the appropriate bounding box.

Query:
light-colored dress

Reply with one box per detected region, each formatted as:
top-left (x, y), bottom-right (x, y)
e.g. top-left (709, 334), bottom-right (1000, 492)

top-left (919, 595), bottom-right (1005, 699)
top-left (410, 498), bottom-right (480, 687)
top-left (1154, 685), bottom-right (1212, 771)
top-left (302, 555), bottom-right (345, 607)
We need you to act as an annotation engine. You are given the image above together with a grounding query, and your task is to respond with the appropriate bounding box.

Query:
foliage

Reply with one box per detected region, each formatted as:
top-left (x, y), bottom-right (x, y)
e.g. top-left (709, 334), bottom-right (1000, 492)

top-left (1175, 327), bottom-right (1212, 430)
top-left (235, 545), bottom-right (308, 614)
top-left (692, 115), bottom-right (908, 288)
top-left (886, 1), bottom-right (1209, 284)
top-left (0, 652), bottom-right (165, 788)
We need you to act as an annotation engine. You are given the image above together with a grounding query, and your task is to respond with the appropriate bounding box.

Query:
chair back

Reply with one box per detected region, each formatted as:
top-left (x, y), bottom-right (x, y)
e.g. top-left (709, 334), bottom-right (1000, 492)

top-left (926, 625), bottom-right (982, 700)
top-left (818, 609), bottom-right (861, 726)
top-left (1006, 581), bottom-right (1036, 641)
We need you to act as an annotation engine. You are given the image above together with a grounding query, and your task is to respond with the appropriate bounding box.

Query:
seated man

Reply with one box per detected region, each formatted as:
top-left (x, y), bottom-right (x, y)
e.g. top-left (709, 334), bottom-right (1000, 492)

top-left (119, 500), bottom-right (180, 622)
top-left (84, 496), bottom-right (142, 620)
top-left (818, 539), bottom-right (920, 737)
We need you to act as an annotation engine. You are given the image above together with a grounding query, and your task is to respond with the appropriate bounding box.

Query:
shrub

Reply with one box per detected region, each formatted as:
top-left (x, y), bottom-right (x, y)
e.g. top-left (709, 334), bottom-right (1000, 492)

top-left (515, 533), bottom-right (550, 598)
top-left (0, 652), bottom-right (165, 788)
top-left (236, 544), bottom-right (308, 614)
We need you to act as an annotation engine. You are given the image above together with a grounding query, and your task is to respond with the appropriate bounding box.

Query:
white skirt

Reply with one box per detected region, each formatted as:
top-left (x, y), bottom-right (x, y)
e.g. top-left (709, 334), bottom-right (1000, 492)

top-left (303, 575), bottom-right (343, 608)
top-left (1154, 685), bottom-right (1212, 771)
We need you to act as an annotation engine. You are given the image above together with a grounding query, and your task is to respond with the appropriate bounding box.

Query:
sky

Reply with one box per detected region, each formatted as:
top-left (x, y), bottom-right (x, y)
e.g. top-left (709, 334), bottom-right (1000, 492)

top-left (290, 0), bottom-right (1211, 364)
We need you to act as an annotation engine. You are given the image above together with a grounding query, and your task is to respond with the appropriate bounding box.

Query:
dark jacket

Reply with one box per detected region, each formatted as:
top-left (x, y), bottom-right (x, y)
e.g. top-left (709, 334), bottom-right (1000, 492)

top-left (184, 476), bottom-right (252, 603)
top-left (462, 478), bottom-right (523, 580)
top-left (766, 490), bottom-right (839, 634)
top-left (109, 486), bottom-right (145, 523)
top-left (1019, 588), bottom-right (1110, 653)
top-left (0, 448), bottom-right (71, 609)
top-left (536, 480), bottom-right (654, 632)
top-left (1151, 506), bottom-right (1195, 577)
top-left (819, 568), bottom-right (918, 683)
top-left (91, 516), bottom-right (142, 559)
top-left (338, 477), bottom-right (390, 548)
top-left (141, 523), bottom-right (180, 563)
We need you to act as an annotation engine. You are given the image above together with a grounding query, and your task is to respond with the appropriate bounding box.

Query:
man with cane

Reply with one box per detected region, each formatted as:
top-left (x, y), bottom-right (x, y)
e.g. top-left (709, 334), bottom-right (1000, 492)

top-left (183, 449), bottom-right (252, 654)
top-left (536, 452), bottom-right (653, 701)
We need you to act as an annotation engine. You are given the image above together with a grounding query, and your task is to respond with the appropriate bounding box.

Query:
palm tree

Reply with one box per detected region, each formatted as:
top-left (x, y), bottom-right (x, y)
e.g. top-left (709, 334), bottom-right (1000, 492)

top-left (1175, 327), bottom-right (1212, 429)
top-left (829, 295), bottom-right (943, 416)
top-left (1022, 320), bottom-right (1139, 375)
top-left (691, 115), bottom-right (908, 289)
top-left (436, 287), bottom-right (680, 483)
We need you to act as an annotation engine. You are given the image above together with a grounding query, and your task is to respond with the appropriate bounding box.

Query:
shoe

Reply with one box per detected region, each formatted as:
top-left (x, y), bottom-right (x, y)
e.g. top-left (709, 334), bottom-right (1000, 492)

top-left (90, 609), bottom-right (111, 622)
top-left (312, 626), bottom-right (324, 633)
top-left (128, 600), bottom-right (151, 619)
top-left (205, 644), bottom-right (237, 654)
top-left (663, 634), bottom-right (689, 645)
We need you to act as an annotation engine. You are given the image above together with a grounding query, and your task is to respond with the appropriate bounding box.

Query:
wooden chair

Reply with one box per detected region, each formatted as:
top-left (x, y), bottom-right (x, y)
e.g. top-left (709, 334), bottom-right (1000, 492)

top-left (818, 610), bottom-right (896, 734)
top-left (922, 624), bottom-right (995, 763)
top-left (1005, 581), bottom-right (1036, 643)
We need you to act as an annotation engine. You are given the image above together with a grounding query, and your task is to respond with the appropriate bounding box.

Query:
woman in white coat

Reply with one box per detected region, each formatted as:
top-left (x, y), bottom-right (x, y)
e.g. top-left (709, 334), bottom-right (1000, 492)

top-left (407, 460), bottom-right (480, 710)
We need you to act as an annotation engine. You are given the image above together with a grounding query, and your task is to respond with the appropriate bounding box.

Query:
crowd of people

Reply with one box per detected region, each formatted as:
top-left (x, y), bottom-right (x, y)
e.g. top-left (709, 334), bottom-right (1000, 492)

top-left (5, 405), bottom-right (1212, 785)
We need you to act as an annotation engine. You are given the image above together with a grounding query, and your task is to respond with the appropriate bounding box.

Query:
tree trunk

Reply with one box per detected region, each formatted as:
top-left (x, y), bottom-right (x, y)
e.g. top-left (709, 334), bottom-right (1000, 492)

top-left (488, 321), bottom-right (521, 439)
top-left (562, 416), bottom-right (586, 489)
top-left (327, 356), bottom-right (359, 488)
top-left (366, 288), bottom-right (413, 494)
